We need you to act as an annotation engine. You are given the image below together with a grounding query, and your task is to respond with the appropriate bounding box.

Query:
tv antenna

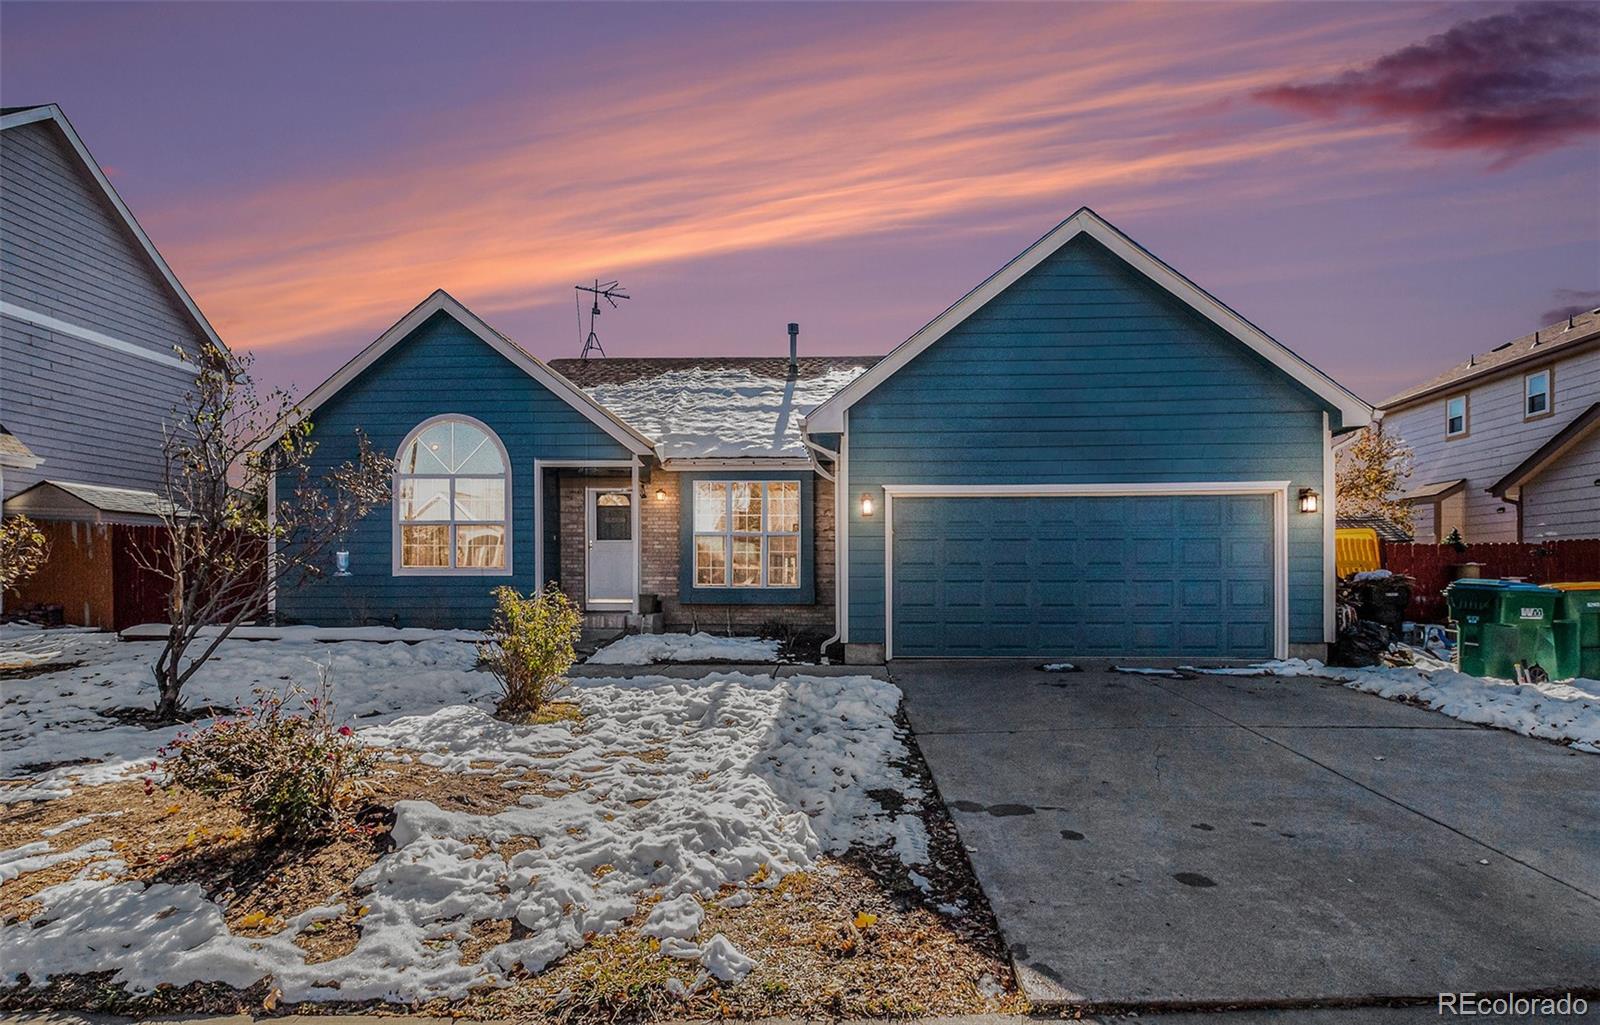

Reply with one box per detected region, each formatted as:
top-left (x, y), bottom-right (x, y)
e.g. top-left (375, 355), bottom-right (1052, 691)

top-left (576, 279), bottom-right (629, 360)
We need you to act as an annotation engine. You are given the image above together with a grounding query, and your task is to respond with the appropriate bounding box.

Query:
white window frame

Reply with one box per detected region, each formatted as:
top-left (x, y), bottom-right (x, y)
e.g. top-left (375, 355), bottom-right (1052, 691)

top-left (392, 414), bottom-right (513, 576)
top-left (1524, 369), bottom-right (1553, 420)
top-left (692, 480), bottom-right (802, 589)
top-left (1445, 394), bottom-right (1468, 439)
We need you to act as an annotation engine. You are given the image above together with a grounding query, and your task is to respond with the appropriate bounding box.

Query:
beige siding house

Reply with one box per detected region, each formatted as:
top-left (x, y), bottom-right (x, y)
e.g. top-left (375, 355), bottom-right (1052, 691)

top-left (1377, 310), bottom-right (1600, 543)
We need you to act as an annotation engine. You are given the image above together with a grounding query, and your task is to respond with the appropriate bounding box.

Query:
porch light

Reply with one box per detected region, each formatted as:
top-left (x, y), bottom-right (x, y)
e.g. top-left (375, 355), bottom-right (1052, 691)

top-left (335, 550), bottom-right (352, 576)
top-left (1297, 488), bottom-right (1319, 514)
top-left (654, 487), bottom-right (667, 501)
top-left (860, 492), bottom-right (875, 517)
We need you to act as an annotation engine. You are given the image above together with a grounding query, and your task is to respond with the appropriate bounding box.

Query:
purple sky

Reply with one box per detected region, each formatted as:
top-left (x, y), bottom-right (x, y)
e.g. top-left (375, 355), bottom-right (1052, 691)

top-left (3, 1), bottom-right (1596, 404)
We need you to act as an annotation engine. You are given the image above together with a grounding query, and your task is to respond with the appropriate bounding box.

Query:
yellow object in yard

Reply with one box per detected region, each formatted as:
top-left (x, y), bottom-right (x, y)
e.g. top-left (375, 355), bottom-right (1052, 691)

top-left (1548, 582), bottom-right (1600, 591)
top-left (1335, 527), bottom-right (1382, 577)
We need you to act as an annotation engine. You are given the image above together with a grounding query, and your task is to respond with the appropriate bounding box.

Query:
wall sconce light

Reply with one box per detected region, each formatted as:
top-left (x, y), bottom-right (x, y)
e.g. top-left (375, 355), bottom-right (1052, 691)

top-left (335, 550), bottom-right (352, 576)
top-left (860, 492), bottom-right (875, 517)
top-left (654, 487), bottom-right (667, 502)
top-left (1297, 488), bottom-right (1319, 514)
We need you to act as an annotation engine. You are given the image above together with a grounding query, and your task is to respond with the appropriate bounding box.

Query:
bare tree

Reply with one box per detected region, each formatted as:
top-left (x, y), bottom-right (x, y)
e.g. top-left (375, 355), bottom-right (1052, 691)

top-left (142, 343), bottom-right (393, 721)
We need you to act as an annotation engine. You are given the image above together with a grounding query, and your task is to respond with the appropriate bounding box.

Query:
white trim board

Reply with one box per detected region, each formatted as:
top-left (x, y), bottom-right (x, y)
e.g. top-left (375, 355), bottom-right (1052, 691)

top-left (804, 207), bottom-right (1373, 435)
top-left (268, 290), bottom-right (655, 457)
top-left (0, 300), bottom-right (196, 373)
top-left (1, 105), bottom-right (228, 354)
top-left (880, 481), bottom-right (1292, 661)
top-left (531, 458), bottom-right (641, 604)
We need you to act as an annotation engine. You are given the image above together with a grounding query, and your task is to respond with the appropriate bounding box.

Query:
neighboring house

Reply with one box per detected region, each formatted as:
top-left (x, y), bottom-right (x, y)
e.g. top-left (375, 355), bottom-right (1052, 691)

top-left (279, 209), bottom-right (1370, 663)
top-left (0, 103), bottom-right (226, 625)
top-left (1376, 310), bottom-right (1600, 543)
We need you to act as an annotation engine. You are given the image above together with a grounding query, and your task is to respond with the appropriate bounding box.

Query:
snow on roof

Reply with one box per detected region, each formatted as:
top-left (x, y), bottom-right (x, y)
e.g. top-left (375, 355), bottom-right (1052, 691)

top-left (551, 357), bottom-right (876, 462)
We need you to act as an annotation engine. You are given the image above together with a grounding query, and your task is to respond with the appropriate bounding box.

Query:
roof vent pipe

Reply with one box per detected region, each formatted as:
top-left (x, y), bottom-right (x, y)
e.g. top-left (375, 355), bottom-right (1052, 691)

top-left (787, 322), bottom-right (799, 372)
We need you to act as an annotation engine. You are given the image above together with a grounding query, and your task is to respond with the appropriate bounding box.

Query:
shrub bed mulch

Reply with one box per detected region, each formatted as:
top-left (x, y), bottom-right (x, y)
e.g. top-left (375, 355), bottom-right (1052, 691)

top-left (1, 728), bottom-right (1025, 1023)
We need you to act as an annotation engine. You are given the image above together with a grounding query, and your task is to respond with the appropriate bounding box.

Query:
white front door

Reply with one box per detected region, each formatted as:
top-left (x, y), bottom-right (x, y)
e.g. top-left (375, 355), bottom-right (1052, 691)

top-left (585, 487), bottom-right (634, 608)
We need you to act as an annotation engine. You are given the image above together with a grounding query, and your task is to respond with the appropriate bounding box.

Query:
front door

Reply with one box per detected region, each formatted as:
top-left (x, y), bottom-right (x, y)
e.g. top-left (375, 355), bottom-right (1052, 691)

top-left (585, 487), bottom-right (634, 608)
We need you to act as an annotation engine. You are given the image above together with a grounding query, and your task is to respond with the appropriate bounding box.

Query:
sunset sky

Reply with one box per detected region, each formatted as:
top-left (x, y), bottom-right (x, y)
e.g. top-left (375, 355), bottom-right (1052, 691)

top-left (3, 1), bottom-right (1596, 404)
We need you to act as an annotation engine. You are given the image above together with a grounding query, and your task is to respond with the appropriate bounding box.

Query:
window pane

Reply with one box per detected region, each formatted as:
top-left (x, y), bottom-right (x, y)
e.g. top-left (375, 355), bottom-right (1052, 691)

top-left (399, 478), bottom-right (451, 521)
top-left (768, 535), bottom-right (799, 587)
top-left (732, 482), bottom-right (763, 533)
top-left (400, 427), bottom-right (452, 474)
top-left (596, 492), bottom-right (631, 540)
top-left (695, 535), bottom-right (727, 585)
top-left (1527, 373), bottom-right (1549, 414)
top-left (454, 478), bottom-right (505, 521)
top-left (453, 423), bottom-right (503, 473)
top-left (694, 482), bottom-right (727, 531)
top-left (401, 524), bottom-right (450, 567)
top-left (455, 524), bottom-right (505, 569)
top-left (732, 536), bottom-right (761, 586)
top-left (767, 481), bottom-right (799, 533)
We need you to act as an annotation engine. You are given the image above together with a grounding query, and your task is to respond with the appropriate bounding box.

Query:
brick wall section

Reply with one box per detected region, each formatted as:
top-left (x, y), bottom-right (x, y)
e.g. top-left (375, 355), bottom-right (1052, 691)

top-left (558, 471), bottom-right (836, 634)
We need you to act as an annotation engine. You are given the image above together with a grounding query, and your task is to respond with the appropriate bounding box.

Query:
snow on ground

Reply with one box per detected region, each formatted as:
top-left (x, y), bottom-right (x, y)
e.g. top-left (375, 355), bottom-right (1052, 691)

top-left (581, 366), bottom-right (868, 461)
top-left (1, 628), bottom-right (495, 800)
top-left (117, 624), bottom-right (485, 643)
top-left (586, 631), bottom-right (781, 665)
top-left (1190, 659), bottom-right (1600, 753)
top-left (0, 628), bottom-right (927, 1003)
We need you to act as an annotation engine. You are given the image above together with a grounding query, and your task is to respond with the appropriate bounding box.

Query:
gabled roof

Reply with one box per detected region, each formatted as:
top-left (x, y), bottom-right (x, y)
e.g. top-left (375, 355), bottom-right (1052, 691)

top-left (0, 103), bottom-right (227, 353)
top-left (278, 290), bottom-right (654, 457)
top-left (551, 356), bottom-right (876, 465)
top-left (6, 480), bottom-right (184, 522)
top-left (1490, 402), bottom-right (1600, 499)
top-left (0, 424), bottom-right (42, 469)
top-left (1379, 309), bottom-right (1600, 411)
top-left (803, 207), bottom-right (1373, 434)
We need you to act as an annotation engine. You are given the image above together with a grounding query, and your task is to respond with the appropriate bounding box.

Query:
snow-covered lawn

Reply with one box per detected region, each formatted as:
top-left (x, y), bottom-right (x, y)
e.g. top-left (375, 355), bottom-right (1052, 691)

top-left (0, 627), bottom-right (1006, 1015)
top-left (585, 632), bottom-right (781, 666)
top-left (1191, 659), bottom-right (1600, 753)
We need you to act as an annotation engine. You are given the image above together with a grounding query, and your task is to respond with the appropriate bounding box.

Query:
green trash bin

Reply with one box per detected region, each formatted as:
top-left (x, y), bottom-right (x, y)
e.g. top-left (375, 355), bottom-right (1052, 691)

top-left (1551, 583), bottom-right (1600, 680)
top-left (1446, 579), bottom-right (1505, 677)
top-left (1485, 584), bottom-right (1563, 680)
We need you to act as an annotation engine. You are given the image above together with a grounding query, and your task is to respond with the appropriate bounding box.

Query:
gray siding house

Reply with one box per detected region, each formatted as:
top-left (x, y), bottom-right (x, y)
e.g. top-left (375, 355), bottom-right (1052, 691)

top-left (1377, 311), bottom-right (1600, 543)
top-left (1, 103), bottom-right (225, 504)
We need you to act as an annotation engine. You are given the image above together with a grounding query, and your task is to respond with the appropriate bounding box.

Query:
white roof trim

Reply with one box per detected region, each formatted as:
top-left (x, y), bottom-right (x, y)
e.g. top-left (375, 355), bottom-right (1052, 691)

top-left (804, 207), bottom-right (1372, 434)
top-left (1, 104), bottom-right (227, 353)
top-left (275, 290), bottom-right (655, 456)
top-left (661, 457), bottom-right (815, 471)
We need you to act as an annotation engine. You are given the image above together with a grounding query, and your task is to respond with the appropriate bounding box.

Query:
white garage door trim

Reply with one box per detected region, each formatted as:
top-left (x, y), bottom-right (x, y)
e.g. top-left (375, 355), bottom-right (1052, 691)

top-left (882, 481), bottom-right (1292, 661)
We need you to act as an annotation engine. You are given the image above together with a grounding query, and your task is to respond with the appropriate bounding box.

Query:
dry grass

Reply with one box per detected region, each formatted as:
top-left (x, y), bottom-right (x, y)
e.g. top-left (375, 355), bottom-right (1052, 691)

top-left (2, 727), bottom-right (1025, 1022)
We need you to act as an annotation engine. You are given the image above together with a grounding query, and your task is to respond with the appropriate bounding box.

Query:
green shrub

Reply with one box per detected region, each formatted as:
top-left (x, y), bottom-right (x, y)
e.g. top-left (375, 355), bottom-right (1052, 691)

top-left (159, 671), bottom-right (376, 840)
top-left (479, 584), bottom-right (583, 719)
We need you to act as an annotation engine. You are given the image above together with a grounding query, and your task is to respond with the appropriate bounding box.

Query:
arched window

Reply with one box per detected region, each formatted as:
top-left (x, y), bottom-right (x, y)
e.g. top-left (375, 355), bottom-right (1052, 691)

top-left (393, 416), bottom-right (510, 573)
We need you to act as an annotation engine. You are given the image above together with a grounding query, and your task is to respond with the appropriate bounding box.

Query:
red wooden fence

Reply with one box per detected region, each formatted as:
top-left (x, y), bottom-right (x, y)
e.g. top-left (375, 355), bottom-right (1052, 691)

top-left (1383, 539), bottom-right (1600, 623)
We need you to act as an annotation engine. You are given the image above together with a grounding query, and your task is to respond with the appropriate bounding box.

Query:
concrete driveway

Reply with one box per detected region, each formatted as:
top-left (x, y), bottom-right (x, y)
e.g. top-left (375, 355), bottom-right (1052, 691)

top-left (891, 660), bottom-right (1600, 1013)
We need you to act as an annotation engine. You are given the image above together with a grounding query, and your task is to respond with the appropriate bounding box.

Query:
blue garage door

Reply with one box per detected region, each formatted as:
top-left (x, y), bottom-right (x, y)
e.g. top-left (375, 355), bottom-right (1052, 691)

top-left (891, 494), bottom-right (1274, 658)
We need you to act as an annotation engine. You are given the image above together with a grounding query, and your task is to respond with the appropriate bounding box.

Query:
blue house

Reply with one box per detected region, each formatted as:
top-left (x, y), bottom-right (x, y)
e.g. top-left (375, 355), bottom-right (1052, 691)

top-left (277, 209), bottom-right (1370, 661)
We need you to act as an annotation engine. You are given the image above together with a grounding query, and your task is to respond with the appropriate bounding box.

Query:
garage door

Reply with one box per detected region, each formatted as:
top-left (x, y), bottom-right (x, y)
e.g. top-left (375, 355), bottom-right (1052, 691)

top-left (889, 493), bottom-right (1275, 658)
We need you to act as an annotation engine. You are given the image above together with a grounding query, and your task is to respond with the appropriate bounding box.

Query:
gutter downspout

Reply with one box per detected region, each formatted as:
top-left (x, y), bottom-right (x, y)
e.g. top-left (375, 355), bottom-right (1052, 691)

top-left (799, 424), bottom-right (843, 656)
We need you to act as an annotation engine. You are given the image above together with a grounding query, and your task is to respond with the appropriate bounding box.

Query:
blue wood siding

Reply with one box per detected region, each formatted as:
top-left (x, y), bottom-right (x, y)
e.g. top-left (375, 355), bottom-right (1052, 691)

top-left (276, 311), bottom-right (631, 628)
top-left (893, 494), bottom-right (1274, 657)
top-left (847, 235), bottom-right (1331, 648)
top-left (676, 470), bottom-right (816, 605)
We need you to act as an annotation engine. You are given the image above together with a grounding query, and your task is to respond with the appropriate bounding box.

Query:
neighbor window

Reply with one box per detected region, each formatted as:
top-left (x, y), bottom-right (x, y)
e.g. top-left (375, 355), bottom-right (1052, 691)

top-left (394, 417), bottom-right (509, 572)
top-left (1524, 369), bottom-right (1552, 419)
top-left (692, 480), bottom-right (800, 588)
top-left (1445, 395), bottom-right (1467, 438)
